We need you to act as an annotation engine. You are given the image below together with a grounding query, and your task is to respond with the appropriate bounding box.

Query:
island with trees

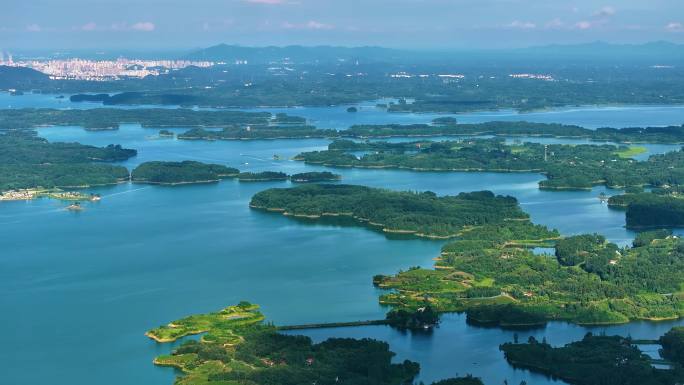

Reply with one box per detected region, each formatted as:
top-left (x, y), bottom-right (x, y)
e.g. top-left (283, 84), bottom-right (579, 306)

top-left (0, 108), bottom-right (302, 132)
top-left (237, 171), bottom-right (289, 182)
top-left (500, 332), bottom-right (684, 385)
top-left (250, 184), bottom-right (529, 238)
top-left (289, 171), bottom-right (342, 183)
top-left (608, 192), bottom-right (684, 229)
top-left (0, 130), bottom-right (135, 193)
top-left (146, 301), bottom-right (482, 385)
top-left (131, 161), bottom-right (239, 185)
top-left (375, 222), bottom-right (684, 326)
top-left (295, 139), bottom-right (684, 190)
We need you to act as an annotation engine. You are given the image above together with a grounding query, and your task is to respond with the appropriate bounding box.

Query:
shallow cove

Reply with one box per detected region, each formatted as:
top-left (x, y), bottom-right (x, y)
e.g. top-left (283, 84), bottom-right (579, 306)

top-left (3, 100), bottom-right (684, 385)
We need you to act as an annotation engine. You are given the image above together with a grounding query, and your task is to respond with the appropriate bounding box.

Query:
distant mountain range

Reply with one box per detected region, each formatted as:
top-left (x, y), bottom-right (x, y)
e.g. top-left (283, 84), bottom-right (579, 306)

top-left (186, 41), bottom-right (684, 65)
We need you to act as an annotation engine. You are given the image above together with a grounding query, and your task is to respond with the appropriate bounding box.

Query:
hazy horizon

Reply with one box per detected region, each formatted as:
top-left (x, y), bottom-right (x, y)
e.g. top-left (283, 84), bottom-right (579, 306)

top-left (4, 0), bottom-right (684, 51)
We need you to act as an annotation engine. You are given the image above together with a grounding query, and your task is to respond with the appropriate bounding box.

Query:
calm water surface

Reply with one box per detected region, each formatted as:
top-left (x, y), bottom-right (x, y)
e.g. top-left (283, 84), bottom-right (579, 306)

top-left (3, 98), bottom-right (684, 385)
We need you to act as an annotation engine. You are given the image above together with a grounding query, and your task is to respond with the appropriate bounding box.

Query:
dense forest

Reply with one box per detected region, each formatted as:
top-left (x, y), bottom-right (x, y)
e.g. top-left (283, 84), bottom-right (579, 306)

top-left (375, 217), bottom-right (684, 325)
top-left (346, 121), bottom-right (684, 144)
top-left (147, 302), bottom-right (480, 385)
top-left (608, 192), bottom-right (684, 229)
top-left (250, 184), bottom-right (528, 238)
top-left (290, 171), bottom-right (342, 183)
top-left (0, 108), bottom-right (298, 131)
top-left (296, 139), bottom-right (684, 190)
top-left (660, 327), bottom-right (684, 366)
top-left (131, 161), bottom-right (239, 184)
top-left (500, 333), bottom-right (684, 385)
top-left (0, 131), bottom-right (134, 191)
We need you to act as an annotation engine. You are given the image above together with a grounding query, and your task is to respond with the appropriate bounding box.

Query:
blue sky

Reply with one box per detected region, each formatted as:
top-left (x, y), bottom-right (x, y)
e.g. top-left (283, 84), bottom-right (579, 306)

top-left (3, 0), bottom-right (684, 50)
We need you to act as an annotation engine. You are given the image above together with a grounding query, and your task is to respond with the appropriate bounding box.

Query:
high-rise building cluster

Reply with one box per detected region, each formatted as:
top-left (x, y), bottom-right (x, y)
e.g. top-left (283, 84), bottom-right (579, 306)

top-left (0, 53), bottom-right (214, 81)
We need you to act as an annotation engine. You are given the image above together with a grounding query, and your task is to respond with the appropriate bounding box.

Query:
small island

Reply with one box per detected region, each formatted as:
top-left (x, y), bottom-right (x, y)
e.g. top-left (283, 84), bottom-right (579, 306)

top-left (158, 129), bottom-right (174, 138)
top-left (146, 302), bottom-right (479, 385)
top-left (237, 171), bottom-right (289, 182)
top-left (131, 161), bottom-right (239, 185)
top-left (346, 106), bottom-right (358, 113)
top-left (500, 332), bottom-right (684, 385)
top-left (289, 171), bottom-right (342, 183)
top-left (250, 184), bottom-right (529, 238)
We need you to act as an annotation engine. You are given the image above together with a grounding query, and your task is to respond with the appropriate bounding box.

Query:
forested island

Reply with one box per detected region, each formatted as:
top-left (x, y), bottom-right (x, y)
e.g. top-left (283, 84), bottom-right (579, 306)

top-left (375, 223), bottom-right (684, 325)
top-left (146, 302), bottom-right (481, 385)
top-left (290, 171), bottom-right (342, 183)
top-left (131, 161), bottom-right (239, 185)
top-left (0, 131), bottom-right (135, 192)
top-left (0, 108), bottom-right (302, 131)
top-left (608, 192), bottom-right (684, 229)
top-left (250, 184), bottom-right (528, 238)
top-left (237, 171), bottom-right (289, 182)
top-left (296, 139), bottom-right (684, 190)
top-left (346, 121), bottom-right (684, 144)
top-left (500, 332), bottom-right (684, 385)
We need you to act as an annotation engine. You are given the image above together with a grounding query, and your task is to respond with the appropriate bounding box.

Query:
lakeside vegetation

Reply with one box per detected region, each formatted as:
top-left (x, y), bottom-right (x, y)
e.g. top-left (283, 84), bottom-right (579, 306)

top-left (0, 131), bottom-right (134, 192)
top-left (374, 212), bottom-right (684, 325)
top-left (660, 327), bottom-right (684, 366)
top-left (290, 171), bottom-right (342, 183)
top-left (346, 121), bottom-right (684, 144)
top-left (6, 108), bottom-right (684, 145)
top-left (0, 108), bottom-right (301, 131)
top-left (609, 193), bottom-right (684, 229)
top-left (131, 161), bottom-right (239, 185)
top-left (500, 333), bottom-right (684, 385)
top-left (250, 184), bottom-right (528, 238)
top-left (237, 171), bottom-right (289, 182)
top-left (147, 302), bottom-right (479, 385)
top-left (295, 138), bottom-right (684, 190)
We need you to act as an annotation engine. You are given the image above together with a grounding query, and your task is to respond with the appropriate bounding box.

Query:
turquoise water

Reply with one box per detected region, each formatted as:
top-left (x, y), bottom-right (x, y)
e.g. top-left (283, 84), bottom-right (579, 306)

top-left (4, 100), bottom-right (684, 385)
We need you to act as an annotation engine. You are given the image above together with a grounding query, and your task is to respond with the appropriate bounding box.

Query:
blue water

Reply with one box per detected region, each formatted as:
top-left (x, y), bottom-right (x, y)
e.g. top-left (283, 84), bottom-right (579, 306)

top-left (4, 92), bottom-right (684, 129)
top-left (4, 99), bottom-right (684, 385)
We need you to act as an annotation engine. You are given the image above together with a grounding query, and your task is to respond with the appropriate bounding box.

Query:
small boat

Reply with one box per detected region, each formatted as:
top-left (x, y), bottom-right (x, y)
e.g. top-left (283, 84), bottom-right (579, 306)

top-left (66, 202), bottom-right (84, 211)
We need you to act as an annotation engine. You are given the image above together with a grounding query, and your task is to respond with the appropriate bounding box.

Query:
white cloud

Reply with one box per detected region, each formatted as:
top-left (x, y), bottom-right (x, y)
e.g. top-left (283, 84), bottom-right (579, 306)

top-left (666, 22), bottom-right (684, 33)
top-left (131, 22), bottom-right (155, 31)
top-left (574, 21), bottom-right (592, 30)
top-left (506, 20), bottom-right (536, 29)
top-left (26, 23), bottom-right (41, 32)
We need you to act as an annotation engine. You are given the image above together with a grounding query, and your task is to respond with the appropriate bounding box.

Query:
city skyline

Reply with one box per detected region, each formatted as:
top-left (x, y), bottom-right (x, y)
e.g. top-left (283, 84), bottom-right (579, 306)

top-left (3, 0), bottom-right (684, 50)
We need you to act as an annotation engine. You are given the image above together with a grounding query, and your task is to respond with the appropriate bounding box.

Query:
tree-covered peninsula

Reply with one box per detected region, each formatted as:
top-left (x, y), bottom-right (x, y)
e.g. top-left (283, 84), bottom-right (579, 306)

top-left (608, 192), bottom-right (684, 229)
top-left (500, 333), bottom-right (684, 385)
top-left (0, 131), bottom-right (134, 191)
top-left (249, 184), bottom-right (528, 238)
top-left (345, 121), bottom-right (684, 144)
top-left (146, 302), bottom-right (480, 385)
top-left (295, 139), bottom-right (684, 190)
top-left (131, 161), bottom-right (239, 185)
top-left (0, 108), bottom-right (302, 131)
top-left (375, 227), bottom-right (684, 326)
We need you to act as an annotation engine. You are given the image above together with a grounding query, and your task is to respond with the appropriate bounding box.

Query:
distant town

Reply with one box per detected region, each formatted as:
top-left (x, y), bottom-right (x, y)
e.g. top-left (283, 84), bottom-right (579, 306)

top-left (0, 52), bottom-right (214, 81)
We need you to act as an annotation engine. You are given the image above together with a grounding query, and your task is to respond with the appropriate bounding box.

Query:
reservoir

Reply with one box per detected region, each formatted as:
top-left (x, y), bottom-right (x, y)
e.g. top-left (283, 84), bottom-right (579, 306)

top-left (2, 95), bottom-right (684, 385)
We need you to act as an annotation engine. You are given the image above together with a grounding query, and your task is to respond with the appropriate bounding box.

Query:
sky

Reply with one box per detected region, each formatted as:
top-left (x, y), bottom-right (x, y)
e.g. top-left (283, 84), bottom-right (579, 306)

top-left (2, 0), bottom-right (684, 52)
